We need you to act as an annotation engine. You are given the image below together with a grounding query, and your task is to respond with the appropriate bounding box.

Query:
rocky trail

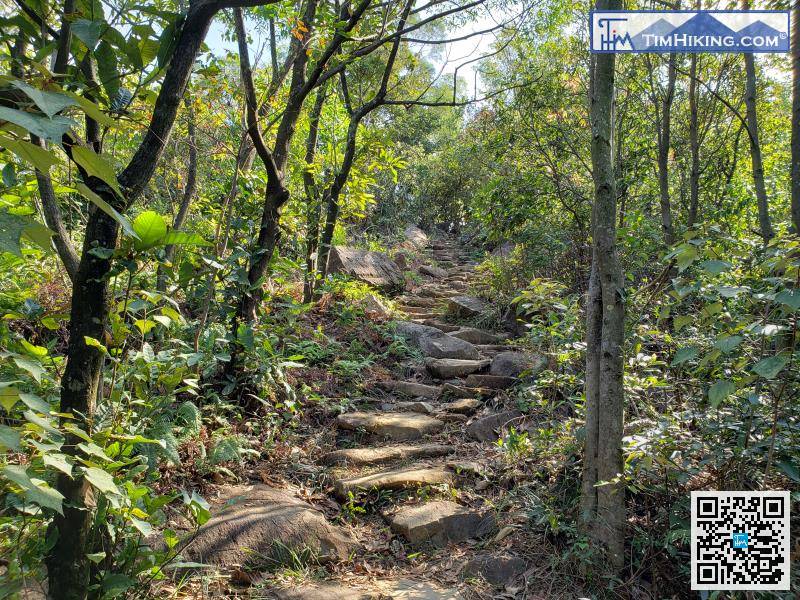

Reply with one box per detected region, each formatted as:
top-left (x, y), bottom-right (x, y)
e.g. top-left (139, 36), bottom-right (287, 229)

top-left (181, 233), bottom-right (545, 599)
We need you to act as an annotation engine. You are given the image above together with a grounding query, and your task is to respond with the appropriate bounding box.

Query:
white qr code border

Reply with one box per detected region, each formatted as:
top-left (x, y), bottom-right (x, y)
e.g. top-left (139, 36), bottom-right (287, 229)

top-left (691, 490), bottom-right (790, 591)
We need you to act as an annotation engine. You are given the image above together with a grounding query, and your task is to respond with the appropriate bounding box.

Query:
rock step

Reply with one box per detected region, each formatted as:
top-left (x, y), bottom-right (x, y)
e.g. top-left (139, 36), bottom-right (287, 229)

top-left (378, 380), bottom-right (440, 399)
top-left (337, 411), bottom-right (444, 441)
top-left (386, 500), bottom-right (496, 546)
top-left (320, 443), bottom-right (452, 466)
top-left (334, 466), bottom-right (454, 498)
top-left (464, 374), bottom-right (517, 389)
top-left (440, 398), bottom-right (482, 414)
top-left (425, 357), bottom-right (490, 379)
top-left (449, 327), bottom-right (504, 345)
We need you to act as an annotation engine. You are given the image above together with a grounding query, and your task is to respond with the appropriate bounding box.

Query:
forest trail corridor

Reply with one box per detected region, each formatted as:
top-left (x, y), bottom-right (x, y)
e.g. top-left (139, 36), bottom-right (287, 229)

top-left (183, 232), bottom-right (540, 598)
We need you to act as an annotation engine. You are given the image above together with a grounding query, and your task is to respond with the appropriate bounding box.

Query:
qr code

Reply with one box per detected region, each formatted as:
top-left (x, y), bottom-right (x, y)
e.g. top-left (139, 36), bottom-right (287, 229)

top-left (691, 491), bottom-right (790, 590)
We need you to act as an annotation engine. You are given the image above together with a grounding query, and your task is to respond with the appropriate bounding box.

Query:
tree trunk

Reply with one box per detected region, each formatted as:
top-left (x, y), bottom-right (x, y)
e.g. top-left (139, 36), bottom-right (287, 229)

top-left (688, 53), bottom-right (700, 228)
top-left (743, 51), bottom-right (774, 242)
top-left (303, 85), bottom-right (328, 302)
top-left (157, 96), bottom-right (198, 292)
top-left (658, 53), bottom-right (677, 246)
top-left (580, 0), bottom-right (626, 573)
top-left (792, 0), bottom-right (800, 233)
top-left (46, 1), bottom-right (234, 594)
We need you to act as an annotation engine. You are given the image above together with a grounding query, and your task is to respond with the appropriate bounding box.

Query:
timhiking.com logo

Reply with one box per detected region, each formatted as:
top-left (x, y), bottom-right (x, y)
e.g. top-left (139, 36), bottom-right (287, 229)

top-left (590, 10), bottom-right (790, 53)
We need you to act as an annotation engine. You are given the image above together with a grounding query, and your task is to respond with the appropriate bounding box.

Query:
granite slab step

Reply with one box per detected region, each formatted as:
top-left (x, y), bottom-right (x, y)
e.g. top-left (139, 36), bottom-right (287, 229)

top-left (334, 467), bottom-right (454, 498)
top-left (337, 412), bottom-right (444, 441)
top-left (321, 444), bottom-right (452, 466)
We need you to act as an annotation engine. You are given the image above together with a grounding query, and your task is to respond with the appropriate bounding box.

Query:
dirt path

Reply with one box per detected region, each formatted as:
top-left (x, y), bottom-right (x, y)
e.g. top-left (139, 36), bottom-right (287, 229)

top-left (183, 234), bottom-right (539, 598)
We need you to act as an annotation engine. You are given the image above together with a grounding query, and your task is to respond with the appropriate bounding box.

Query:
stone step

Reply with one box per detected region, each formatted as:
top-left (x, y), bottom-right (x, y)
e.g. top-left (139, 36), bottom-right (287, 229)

top-left (440, 398), bottom-right (482, 414)
top-left (450, 327), bottom-right (504, 345)
top-left (447, 295), bottom-right (489, 318)
top-left (466, 410), bottom-right (522, 442)
top-left (267, 579), bottom-right (461, 600)
top-left (439, 382), bottom-right (496, 399)
top-left (396, 296), bottom-right (439, 308)
top-left (419, 264), bottom-right (449, 278)
top-left (386, 500), bottom-right (495, 546)
top-left (320, 444), bottom-right (452, 466)
top-left (464, 374), bottom-right (517, 389)
top-left (421, 320), bottom-right (461, 333)
top-left (334, 466), bottom-right (454, 498)
top-left (425, 357), bottom-right (490, 379)
top-left (381, 400), bottom-right (435, 415)
top-left (378, 380), bottom-right (440, 399)
top-left (337, 411), bottom-right (444, 441)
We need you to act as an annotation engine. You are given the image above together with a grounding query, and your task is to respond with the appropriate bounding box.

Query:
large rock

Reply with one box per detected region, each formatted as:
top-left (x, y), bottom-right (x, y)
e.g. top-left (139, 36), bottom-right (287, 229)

top-left (387, 501), bottom-right (495, 546)
top-left (464, 374), bottom-right (516, 389)
top-left (267, 584), bottom-right (370, 600)
top-left (466, 410), bottom-right (522, 443)
top-left (335, 467), bottom-right (453, 498)
top-left (182, 485), bottom-right (354, 568)
top-left (327, 246), bottom-right (404, 290)
top-left (268, 581), bottom-right (460, 600)
top-left (321, 444), bottom-right (452, 467)
top-left (461, 554), bottom-right (526, 586)
top-left (425, 358), bottom-right (490, 379)
top-left (490, 351), bottom-right (547, 378)
top-left (404, 225), bottom-right (429, 248)
top-left (336, 412), bottom-right (444, 441)
top-left (419, 264), bottom-right (448, 279)
top-left (450, 327), bottom-right (503, 345)
top-left (440, 398), bottom-right (481, 415)
top-left (447, 295), bottom-right (489, 318)
top-left (395, 321), bottom-right (479, 360)
top-left (418, 334), bottom-right (479, 360)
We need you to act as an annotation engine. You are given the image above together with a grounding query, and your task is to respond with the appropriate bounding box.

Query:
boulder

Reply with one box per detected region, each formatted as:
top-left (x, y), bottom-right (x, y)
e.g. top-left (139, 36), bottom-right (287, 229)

top-left (337, 412), bottom-right (444, 441)
top-left (450, 327), bottom-right (503, 345)
top-left (404, 225), bottom-right (429, 248)
top-left (418, 334), bottom-right (479, 360)
top-left (464, 374), bottom-right (517, 390)
top-left (490, 351), bottom-right (547, 379)
top-left (447, 295), bottom-right (489, 318)
top-left (394, 321), bottom-right (442, 345)
top-left (335, 467), bottom-right (453, 498)
top-left (425, 358), bottom-right (490, 379)
top-left (182, 485), bottom-right (354, 568)
top-left (461, 554), bottom-right (526, 586)
top-left (440, 398), bottom-right (481, 415)
top-left (320, 444), bottom-right (452, 467)
top-left (419, 264), bottom-right (448, 279)
top-left (327, 246), bottom-right (404, 290)
top-left (466, 410), bottom-right (522, 443)
top-left (422, 320), bottom-right (461, 333)
top-left (387, 501), bottom-right (495, 546)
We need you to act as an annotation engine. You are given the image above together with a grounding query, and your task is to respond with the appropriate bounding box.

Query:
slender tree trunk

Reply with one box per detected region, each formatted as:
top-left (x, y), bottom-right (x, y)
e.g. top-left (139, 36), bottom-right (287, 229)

top-left (303, 85), bottom-right (328, 302)
top-left (792, 0), bottom-right (800, 233)
top-left (688, 53), bottom-right (700, 228)
top-left (581, 0), bottom-right (626, 573)
top-left (157, 96), bottom-right (198, 292)
top-left (658, 53), bottom-right (677, 246)
top-left (743, 49), bottom-right (774, 241)
top-left (46, 2), bottom-right (230, 594)
top-left (34, 156), bottom-right (80, 281)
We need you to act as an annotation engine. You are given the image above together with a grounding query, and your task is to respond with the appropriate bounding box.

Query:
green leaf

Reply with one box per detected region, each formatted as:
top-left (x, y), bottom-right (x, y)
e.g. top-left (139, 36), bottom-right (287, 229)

top-left (24, 410), bottom-right (59, 434)
top-left (708, 380), bottom-right (735, 408)
top-left (22, 222), bottom-right (55, 251)
top-left (83, 466), bottom-right (118, 494)
top-left (673, 315), bottom-right (693, 331)
top-left (71, 19), bottom-right (104, 50)
top-left (132, 211), bottom-right (167, 249)
top-left (43, 453), bottom-right (73, 477)
top-left (86, 551), bottom-right (106, 564)
top-left (713, 335), bottom-right (743, 354)
top-left (700, 260), bottom-right (732, 275)
top-left (13, 355), bottom-right (45, 382)
top-left (777, 460), bottom-right (800, 483)
top-left (671, 346), bottom-right (698, 366)
top-left (751, 354), bottom-right (789, 380)
top-left (775, 289), bottom-right (800, 311)
top-left (129, 515), bottom-right (152, 536)
top-left (64, 91), bottom-right (117, 127)
top-left (2, 163), bottom-right (16, 187)
top-left (0, 211), bottom-right (32, 256)
top-left (71, 146), bottom-right (122, 197)
top-left (2, 464), bottom-right (64, 514)
top-left (0, 383), bottom-right (20, 412)
top-left (0, 424), bottom-right (21, 451)
top-left (9, 80), bottom-right (77, 118)
top-left (19, 392), bottom-right (50, 413)
top-left (156, 20), bottom-right (180, 68)
top-left (0, 135), bottom-right (60, 173)
top-left (95, 40), bottom-right (120, 101)
top-left (133, 319), bottom-right (156, 334)
top-left (0, 106), bottom-right (76, 141)
top-left (83, 335), bottom-right (109, 355)
top-left (75, 183), bottom-right (137, 239)
top-left (161, 230), bottom-right (210, 246)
